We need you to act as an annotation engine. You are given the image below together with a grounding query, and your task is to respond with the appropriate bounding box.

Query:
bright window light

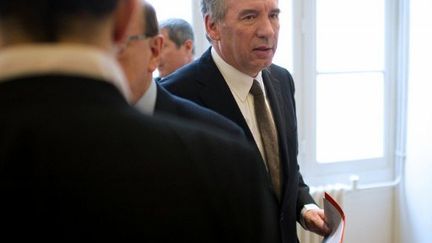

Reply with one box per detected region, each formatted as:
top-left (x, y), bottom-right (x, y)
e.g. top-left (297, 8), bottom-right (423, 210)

top-left (316, 73), bottom-right (385, 163)
top-left (144, 0), bottom-right (193, 24)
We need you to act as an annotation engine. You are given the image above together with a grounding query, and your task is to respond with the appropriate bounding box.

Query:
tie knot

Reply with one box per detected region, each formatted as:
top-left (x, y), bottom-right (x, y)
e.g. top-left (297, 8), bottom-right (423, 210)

top-left (250, 79), bottom-right (264, 96)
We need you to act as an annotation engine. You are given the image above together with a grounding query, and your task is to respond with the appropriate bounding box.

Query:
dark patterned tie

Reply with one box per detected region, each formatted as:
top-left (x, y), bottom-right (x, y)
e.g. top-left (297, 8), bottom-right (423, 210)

top-left (250, 79), bottom-right (281, 200)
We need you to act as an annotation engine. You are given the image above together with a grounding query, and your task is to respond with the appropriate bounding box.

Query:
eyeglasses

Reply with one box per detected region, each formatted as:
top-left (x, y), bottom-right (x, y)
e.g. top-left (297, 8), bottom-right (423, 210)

top-left (127, 33), bottom-right (152, 42)
top-left (124, 33), bottom-right (153, 48)
top-left (118, 33), bottom-right (154, 52)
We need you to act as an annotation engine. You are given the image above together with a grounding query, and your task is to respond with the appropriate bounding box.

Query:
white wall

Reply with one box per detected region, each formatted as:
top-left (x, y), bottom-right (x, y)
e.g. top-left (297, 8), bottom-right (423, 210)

top-left (344, 189), bottom-right (394, 243)
top-left (400, 0), bottom-right (432, 242)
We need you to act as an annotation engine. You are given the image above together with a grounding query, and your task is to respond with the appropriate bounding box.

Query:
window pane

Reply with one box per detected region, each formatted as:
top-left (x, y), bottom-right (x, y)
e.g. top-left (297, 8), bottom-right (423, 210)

top-left (273, 0), bottom-right (293, 71)
top-left (316, 0), bottom-right (385, 72)
top-left (145, 0), bottom-right (192, 24)
top-left (316, 73), bottom-right (384, 163)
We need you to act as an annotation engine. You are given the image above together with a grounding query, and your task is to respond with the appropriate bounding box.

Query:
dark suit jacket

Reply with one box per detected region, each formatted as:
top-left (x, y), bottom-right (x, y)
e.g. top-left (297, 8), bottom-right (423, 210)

top-left (0, 75), bottom-right (280, 242)
top-left (155, 83), bottom-right (245, 138)
top-left (161, 48), bottom-right (315, 243)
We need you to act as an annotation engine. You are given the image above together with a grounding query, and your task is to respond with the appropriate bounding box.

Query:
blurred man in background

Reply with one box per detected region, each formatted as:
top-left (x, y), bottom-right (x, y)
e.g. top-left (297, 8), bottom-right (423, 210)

top-left (117, 2), bottom-right (245, 137)
top-left (157, 18), bottom-right (195, 79)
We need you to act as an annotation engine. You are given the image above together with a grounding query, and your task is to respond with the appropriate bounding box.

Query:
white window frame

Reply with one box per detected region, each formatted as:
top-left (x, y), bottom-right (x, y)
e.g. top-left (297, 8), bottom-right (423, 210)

top-left (295, 0), bottom-right (403, 186)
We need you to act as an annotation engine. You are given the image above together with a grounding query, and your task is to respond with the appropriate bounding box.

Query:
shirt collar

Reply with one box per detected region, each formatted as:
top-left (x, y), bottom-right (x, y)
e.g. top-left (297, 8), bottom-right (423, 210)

top-left (135, 79), bottom-right (157, 115)
top-left (211, 47), bottom-right (264, 101)
top-left (0, 44), bottom-right (131, 102)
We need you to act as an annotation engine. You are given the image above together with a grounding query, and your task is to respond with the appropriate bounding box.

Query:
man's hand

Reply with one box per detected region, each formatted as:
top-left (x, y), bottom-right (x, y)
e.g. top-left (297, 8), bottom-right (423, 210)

top-left (303, 208), bottom-right (332, 236)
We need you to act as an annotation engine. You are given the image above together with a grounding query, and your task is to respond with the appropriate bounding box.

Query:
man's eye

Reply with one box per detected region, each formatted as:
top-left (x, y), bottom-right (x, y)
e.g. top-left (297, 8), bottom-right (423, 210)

top-left (270, 13), bottom-right (279, 19)
top-left (243, 15), bottom-right (256, 20)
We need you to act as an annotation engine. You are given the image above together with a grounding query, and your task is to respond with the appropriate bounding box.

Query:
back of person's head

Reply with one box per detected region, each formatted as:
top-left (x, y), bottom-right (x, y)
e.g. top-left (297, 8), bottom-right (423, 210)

top-left (159, 18), bottom-right (194, 54)
top-left (0, 0), bottom-right (119, 42)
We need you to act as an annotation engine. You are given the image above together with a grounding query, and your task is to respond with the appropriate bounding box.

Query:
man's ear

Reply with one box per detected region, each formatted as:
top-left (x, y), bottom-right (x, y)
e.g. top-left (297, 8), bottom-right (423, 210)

top-left (183, 39), bottom-right (193, 52)
top-left (204, 14), bottom-right (220, 41)
top-left (113, 0), bottom-right (139, 44)
top-left (148, 35), bottom-right (164, 72)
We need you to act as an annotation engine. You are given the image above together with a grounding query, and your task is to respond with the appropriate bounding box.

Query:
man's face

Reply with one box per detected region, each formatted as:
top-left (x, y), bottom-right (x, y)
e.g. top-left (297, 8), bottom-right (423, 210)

top-left (209, 0), bottom-right (280, 77)
top-left (117, 10), bottom-right (153, 104)
top-left (158, 28), bottom-right (193, 78)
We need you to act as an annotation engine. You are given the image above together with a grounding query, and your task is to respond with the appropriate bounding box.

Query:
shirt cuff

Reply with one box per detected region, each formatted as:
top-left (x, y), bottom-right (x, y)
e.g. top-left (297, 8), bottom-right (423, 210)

top-left (299, 203), bottom-right (320, 230)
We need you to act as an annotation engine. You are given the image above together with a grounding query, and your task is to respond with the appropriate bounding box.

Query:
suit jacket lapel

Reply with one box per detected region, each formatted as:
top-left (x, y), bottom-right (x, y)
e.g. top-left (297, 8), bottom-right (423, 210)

top-left (195, 49), bottom-right (256, 143)
top-left (155, 84), bottom-right (172, 112)
top-left (155, 83), bottom-right (182, 116)
top-left (262, 69), bottom-right (291, 198)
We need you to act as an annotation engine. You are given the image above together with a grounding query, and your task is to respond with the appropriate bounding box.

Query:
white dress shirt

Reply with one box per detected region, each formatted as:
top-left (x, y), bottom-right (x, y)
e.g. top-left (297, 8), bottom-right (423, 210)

top-left (211, 48), bottom-right (277, 167)
top-left (135, 79), bottom-right (157, 115)
top-left (0, 44), bottom-right (131, 102)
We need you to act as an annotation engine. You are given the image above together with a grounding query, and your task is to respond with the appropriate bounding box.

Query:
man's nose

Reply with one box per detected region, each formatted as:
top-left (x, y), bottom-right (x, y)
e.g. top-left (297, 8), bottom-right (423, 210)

top-left (256, 15), bottom-right (277, 38)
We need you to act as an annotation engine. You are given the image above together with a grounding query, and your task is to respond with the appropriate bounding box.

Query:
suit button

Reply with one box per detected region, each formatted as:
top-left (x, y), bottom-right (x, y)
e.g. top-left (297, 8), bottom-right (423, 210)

top-left (280, 212), bottom-right (285, 222)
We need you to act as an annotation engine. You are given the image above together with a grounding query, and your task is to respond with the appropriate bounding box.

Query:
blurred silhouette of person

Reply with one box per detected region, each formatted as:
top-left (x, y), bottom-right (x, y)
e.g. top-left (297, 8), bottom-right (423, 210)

top-left (0, 0), bottom-right (280, 241)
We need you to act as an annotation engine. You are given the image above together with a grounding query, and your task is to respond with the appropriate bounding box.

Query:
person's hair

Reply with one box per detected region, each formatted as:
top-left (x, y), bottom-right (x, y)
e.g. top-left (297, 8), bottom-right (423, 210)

top-left (200, 0), bottom-right (226, 22)
top-left (0, 0), bottom-right (119, 42)
top-left (143, 2), bottom-right (159, 38)
top-left (159, 18), bottom-right (194, 53)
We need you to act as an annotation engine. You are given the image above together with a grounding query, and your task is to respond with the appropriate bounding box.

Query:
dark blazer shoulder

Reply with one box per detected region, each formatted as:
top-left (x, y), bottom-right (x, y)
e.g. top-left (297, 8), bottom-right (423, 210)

top-left (155, 84), bottom-right (245, 138)
top-left (159, 48), bottom-right (215, 96)
top-left (268, 64), bottom-right (295, 88)
top-left (0, 75), bottom-right (279, 242)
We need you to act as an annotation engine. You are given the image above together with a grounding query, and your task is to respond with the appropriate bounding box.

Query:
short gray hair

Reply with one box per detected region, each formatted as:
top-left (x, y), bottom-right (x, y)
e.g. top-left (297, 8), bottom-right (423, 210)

top-left (201, 0), bottom-right (226, 22)
top-left (160, 18), bottom-right (194, 53)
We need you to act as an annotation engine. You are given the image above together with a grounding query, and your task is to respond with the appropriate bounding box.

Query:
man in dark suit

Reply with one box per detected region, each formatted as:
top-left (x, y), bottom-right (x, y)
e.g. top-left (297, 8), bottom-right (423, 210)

top-left (117, 2), bottom-right (245, 137)
top-left (160, 0), bottom-right (331, 242)
top-left (0, 0), bottom-right (280, 241)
